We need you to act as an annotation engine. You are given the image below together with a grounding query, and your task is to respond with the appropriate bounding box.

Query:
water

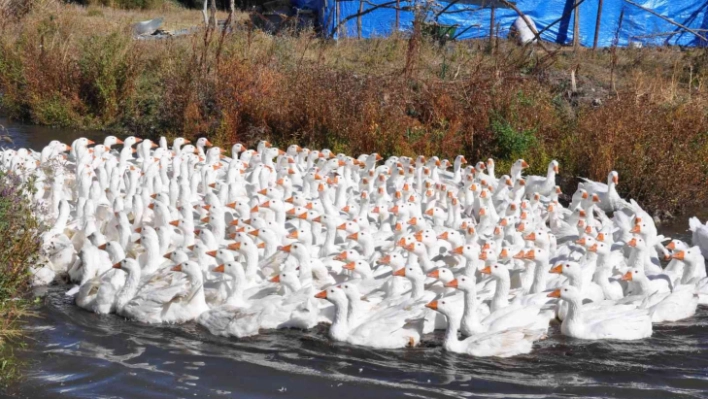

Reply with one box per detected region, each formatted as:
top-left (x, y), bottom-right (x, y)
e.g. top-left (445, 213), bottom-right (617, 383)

top-left (3, 119), bottom-right (708, 399)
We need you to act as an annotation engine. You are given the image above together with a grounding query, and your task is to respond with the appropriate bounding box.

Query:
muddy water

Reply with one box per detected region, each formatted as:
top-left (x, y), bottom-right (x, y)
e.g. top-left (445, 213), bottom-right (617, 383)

top-left (3, 119), bottom-right (708, 399)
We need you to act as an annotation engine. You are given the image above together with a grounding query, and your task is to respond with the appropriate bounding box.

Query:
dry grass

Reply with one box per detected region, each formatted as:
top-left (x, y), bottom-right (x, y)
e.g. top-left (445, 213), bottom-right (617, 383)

top-left (0, 166), bottom-right (42, 386)
top-left (1, 3), bottom-right (708, 214)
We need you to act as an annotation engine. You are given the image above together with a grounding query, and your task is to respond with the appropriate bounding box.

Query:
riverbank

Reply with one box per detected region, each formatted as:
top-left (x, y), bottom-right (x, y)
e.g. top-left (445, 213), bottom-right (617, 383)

top-left (1, 2), bottom-right (708, 215)
top-left (0, 163), bottom-right (42, 387)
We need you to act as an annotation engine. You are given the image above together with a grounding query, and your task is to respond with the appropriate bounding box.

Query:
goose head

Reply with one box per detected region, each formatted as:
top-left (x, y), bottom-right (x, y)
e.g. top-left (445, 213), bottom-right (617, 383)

top-left (547, 285), bottom-right (582, 303)
top-left (315, 285), bottom-right (347, 306)
top-left (452, 243), bottom-right (480, 261)
top-left (393, 264), bottom-right (426, 284)
top-left (342, 260), bottom-right (373, 279)
top-left (427, 267), bottom-right (454, 284)
top-left (271, 269), bottom-right (301, 293)
top-left (550, 261), bottom-right (582, 281)
top-left (445, 274), bottom-right (477, 292)
top-left (376, 252), bottom-right (406, 269)
top-left (112, 258), bottom-right (141, 275)
top-left (214, 261), bottom-right (246, 281)
top-left (480, 263), bottom-right (509, 280)
top-left (171, 260), bottom-right (202, 280)
top-left (425, 297), bottom-right (462, 319)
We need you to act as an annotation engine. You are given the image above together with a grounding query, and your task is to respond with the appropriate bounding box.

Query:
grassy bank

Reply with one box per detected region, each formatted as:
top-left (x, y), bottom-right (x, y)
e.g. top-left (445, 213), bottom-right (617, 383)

top-left (1, 2), bottom-right (708, 215)
top-left (0, 162), bottom-right (42, 386)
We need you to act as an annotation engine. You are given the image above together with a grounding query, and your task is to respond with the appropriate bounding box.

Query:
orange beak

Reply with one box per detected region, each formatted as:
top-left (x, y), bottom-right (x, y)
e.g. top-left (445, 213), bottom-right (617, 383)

top-left (621, 271), bottom-right (633, 281)
top-left (427, 270), bottom-right (440, 279)
top-left (206, 250), bottom-right (217, 257)
top-left (343, 262), bottom-right (356, 271)
top-left (513, 250), bottom-right (525, 260)
top-left (524, 232), bottom-right (536, 241)
top-left (596, 233), bottom-right (605, 242)
top-left (547, 289), bottom-right (561, 298)
top-left (667, 241), bottom-right (676, 250)
top-left (213, 264), bottom-right (225, 273)
top-left (445, 279), bottom-right (458, 288)
top-left (281, 244), bottom-right (292, 253)
top-left (453, 246), bottom-right (464, 255)
top-left (437, 232), bottom-right (449, 240)
top-left (315, 290), bottom-right (327, 299)
top-left (673, 251), bottom-right (685, 261)
top-left (112, 262), bottom-right (121, 269)
top-left (347, 232), bottom-right (359, 241)
top-left (227, 242), bottom-right (242, 251)
top-left (171, 264), bottom-right (182, 272)
top-left (98, 243), bottom-right (107, 250)
top-left (550, 264), bottom-right (563, 274)
top-left (393, 268), bottom-right (406, 277)
top-left (630, 225), bottom-right (641, 234)
top-left (270, 274), bottom-right (281, 283)
top-left (287, 231), bottom-right (299, 239)
top-left (480, 266), bottom-right (492, 275)
top-left (589, 243), bottom-right (598, 253)
top-left (425, 300), bottom-right (438, 310)
top-left (576, 237), bottom-right (587, 246)
top-left (628, 238), bottom-right (637, 247)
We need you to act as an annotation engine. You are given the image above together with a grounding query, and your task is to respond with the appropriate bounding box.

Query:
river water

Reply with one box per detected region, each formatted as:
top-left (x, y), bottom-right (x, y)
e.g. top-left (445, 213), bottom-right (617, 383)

top-left (3, 118), bottom-right (708, 399)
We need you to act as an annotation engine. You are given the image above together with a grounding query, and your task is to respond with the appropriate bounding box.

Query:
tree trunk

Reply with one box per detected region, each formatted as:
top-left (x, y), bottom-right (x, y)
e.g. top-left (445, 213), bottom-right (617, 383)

top-left (229, 0), bottom-right (236, 27)
top-left (202, 0), bottom-right (209, 27)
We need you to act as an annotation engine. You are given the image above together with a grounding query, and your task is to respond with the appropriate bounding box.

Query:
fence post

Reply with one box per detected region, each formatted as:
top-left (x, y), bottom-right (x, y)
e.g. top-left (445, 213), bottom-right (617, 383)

top-left (395, 0), bottom-right (400, 31)
top-left (573, 0), bottom-right (580, 49)
top-left (593, 0), bottom-right (603, 50)
top-left (358, 0), bottom-right (364, 38)
top-left (489, 5), bottom-right (495, 49)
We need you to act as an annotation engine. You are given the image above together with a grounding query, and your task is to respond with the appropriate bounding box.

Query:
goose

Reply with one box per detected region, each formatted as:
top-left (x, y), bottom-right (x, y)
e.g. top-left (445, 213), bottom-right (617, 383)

top-left (578, 171), bottom-right (630, 213)
top-left (425, 298), bottom-right (546, 357)
top-left (548, 286), bottom-right (652, 340)
top-left (688, 217), bottom-right (708, 259)
top-left (315, 286), bottom-right (423, 349)
top-left (524, 160), bottom-right (558, 199)
top-left (122, 261), bottom-right (209, 324)
top-left (621, 268), bottom-right (698, 323)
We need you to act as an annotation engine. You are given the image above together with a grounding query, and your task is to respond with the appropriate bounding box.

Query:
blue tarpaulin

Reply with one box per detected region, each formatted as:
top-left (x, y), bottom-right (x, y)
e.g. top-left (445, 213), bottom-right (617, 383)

top-left (290, 0), bottom-right (708, 47)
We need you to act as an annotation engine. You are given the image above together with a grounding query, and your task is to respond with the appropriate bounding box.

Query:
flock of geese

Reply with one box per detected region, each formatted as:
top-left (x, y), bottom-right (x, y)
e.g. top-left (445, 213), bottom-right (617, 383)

top-left (3, 136), bottom-right (708, 357)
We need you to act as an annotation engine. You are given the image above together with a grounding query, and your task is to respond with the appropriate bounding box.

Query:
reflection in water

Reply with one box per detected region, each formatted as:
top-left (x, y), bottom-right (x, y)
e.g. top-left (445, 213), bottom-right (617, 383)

top-left (4, 120), bottom-right (708, 399)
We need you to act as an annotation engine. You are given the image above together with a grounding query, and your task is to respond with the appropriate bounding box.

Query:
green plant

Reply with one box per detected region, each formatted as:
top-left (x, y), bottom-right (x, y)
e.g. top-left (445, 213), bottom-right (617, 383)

top-left (490, 115), bottom-right (537, 160)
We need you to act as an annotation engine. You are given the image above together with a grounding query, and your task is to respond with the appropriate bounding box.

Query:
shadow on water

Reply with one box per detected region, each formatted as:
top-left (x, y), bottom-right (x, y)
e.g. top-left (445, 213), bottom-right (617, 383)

top-left (3, 119), bottom-right (708, 399)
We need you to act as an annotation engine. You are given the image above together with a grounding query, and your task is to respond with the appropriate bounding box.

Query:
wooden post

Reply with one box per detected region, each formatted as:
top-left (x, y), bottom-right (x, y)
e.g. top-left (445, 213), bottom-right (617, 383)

top-left (358, 0), bottom-right (364, 38)
top-left (593, 0), bottom-right (603, 50)
top-left (395, 0), bottom-right (400, 32)
top-left (489, 5), bottom-right (495, 49)
top-left (335, 0), bottom-right (340, 39)
top-left (209, 0), bottom-right (217, 28)
top-left (573, 0), bottom-right (580, 49)
top-left (202, 0), bottom-right (209, 27)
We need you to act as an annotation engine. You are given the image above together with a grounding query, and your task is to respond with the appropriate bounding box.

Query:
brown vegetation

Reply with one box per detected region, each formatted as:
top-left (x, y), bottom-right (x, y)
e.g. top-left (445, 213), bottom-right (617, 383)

top-left (1, 3), bottom-right (708, 215)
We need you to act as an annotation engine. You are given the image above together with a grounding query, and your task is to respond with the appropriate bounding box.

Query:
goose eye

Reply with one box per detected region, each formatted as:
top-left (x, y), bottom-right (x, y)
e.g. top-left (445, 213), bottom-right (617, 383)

top-left (494, 266), bottom-right (498, 268)
top-left (564, 288), bottom-right (568, 292)
top-left (330, 289), bottom-right (334, 293)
